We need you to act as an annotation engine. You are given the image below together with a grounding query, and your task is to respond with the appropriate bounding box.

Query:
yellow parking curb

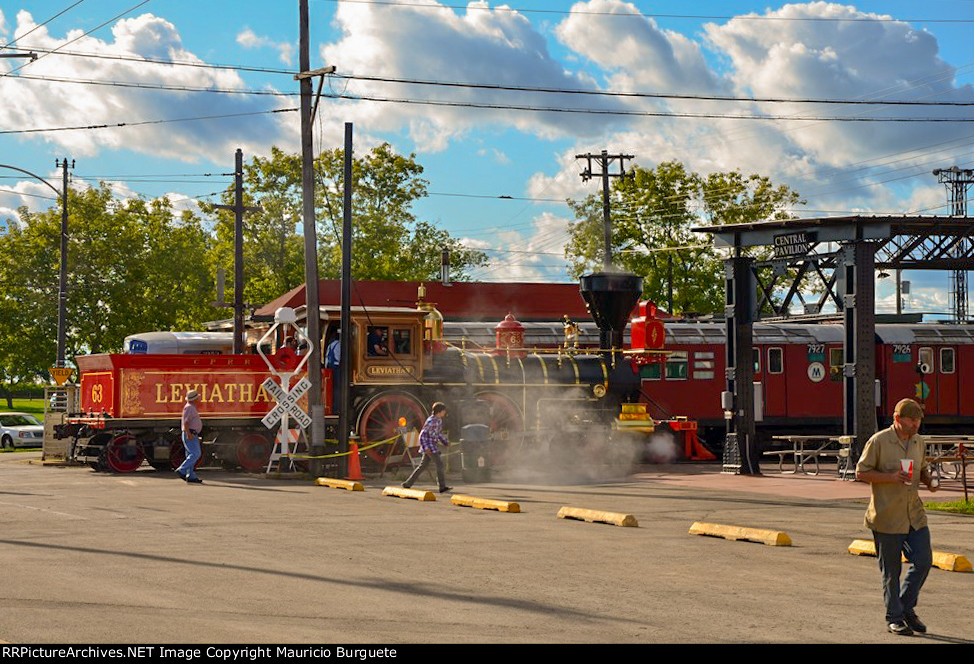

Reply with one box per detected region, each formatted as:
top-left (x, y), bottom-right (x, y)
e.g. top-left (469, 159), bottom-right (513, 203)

top-left (689, 522), bottom-right (792, 546)
top-left (848, 539), bottom-right (972, 572)
top-left (557, 506), bottom-right (638, 527)
top-left (451, 494), bottom-right (520, 512)
top-left (382, 486), bottom-right (436, 501)
top-left (315, 478), bottom-right (364, 491)
top-left (848, 539), bottom-right (876, 556)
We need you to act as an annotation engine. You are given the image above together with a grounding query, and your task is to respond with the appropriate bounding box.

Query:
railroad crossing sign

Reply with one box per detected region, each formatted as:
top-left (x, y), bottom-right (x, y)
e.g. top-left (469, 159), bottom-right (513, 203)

top-left (261, 376), bottom-right (312, 430)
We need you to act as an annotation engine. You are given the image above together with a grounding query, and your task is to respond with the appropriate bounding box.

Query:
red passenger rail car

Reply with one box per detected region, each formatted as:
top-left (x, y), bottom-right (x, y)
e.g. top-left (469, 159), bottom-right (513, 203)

top-left (641, 321), bottom-right (974, 450)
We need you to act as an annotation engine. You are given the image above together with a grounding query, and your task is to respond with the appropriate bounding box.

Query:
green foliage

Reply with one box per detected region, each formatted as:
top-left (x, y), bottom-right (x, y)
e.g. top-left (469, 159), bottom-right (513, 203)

top-left (564, 161), bottom-right (804, 315)
top-left (0, 184), bottom-right (219, 387)
top-left (1, 146), bottom-right (488, 388)
top-left (924, 499), bottom-right (974, 515)
top-left (204, 143), bottom-right (489, 310)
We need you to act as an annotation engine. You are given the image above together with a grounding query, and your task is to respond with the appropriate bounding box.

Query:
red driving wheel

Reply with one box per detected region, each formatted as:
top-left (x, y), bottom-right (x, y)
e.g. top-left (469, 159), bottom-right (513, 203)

top-left (236, 432), bottom-right (273, 472)
top-left (476, 392), bottom-right (523, 466)
top-left (103, 434), bottom-right (145, 473)
top-left (357, 393), bottom-right (426, 465)
top-left (170, 437), bottom-right (203, 471)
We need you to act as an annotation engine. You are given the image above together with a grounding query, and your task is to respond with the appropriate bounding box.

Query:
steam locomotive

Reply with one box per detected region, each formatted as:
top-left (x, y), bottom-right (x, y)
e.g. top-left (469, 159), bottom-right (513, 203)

top-left (60, 273), bottom-right (680, 474)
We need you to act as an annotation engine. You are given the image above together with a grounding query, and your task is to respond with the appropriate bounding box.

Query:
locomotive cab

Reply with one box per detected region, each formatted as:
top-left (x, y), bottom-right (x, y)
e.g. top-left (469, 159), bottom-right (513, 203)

top-left (313, 306), bottom-right (429, 384)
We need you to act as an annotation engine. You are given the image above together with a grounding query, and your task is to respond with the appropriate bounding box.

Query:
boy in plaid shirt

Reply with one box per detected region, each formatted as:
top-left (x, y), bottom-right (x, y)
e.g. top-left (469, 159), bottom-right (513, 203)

top-left (402, 402), bottom-right (452, 493)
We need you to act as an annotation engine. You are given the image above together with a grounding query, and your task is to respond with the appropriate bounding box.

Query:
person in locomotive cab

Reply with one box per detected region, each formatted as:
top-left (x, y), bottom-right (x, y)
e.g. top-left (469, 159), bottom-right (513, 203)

top-left (176, 390), bottom-right (204, 484)
top-left (855, 398), bottom-right (938, 636)
top-left (367, 326), bottom-right (389, 356)
top-left (401, 402), bottom-right (452, 493)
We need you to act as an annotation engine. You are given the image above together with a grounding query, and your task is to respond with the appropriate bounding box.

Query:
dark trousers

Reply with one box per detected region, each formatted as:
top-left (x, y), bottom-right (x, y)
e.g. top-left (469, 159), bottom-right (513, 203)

top-left (403, 452), bottom-right (447, 490)
top-left (872, 526), bottom-right (932, 623)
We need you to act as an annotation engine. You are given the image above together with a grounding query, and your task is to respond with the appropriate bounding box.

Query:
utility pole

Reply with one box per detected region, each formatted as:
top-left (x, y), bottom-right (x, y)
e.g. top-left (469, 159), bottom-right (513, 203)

top-left (933, 166), bottom-right (974, 323)
top-left (576, 150), bottom-right (633, 271)
top-left (213, 149), bottom-right (262, 353)
top-left (55, 158), bottom-right (73, 368)
top-left (295, 0), bottom-right (337, 471)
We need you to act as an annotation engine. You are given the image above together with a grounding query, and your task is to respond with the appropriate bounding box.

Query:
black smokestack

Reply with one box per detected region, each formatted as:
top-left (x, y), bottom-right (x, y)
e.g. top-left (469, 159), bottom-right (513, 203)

top-left (579, 271), bottom-right (643, 350)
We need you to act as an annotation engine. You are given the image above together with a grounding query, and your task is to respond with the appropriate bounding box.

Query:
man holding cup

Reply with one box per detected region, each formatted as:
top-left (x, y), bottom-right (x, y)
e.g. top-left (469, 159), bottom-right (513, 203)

top-left (856, 398), bottom-right (938, 636)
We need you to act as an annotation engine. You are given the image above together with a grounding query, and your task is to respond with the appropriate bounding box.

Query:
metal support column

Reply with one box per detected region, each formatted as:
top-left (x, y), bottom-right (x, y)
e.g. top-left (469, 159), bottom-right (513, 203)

top-left (842, 241), bottom-right (877, 460)
top-left (723, 254), bottom-right (759, 475)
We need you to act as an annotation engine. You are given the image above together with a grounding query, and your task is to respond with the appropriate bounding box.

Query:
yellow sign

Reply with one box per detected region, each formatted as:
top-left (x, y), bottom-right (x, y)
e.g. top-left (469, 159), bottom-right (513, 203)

top-left (50, 367), bottom-right (74, 386)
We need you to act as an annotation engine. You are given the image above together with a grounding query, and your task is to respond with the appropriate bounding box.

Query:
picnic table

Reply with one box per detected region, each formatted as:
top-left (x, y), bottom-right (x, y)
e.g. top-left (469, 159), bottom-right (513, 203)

top-left (922, 435), bottom-right (971, 500)
top-left (766, 435), bottom-right (848, 477)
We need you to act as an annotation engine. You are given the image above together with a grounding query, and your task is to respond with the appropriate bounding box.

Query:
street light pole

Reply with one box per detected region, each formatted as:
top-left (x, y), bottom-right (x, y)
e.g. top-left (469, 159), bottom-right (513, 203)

top-left (0, 160), bottom-right (72, 367)
top-left (55, 158), bottom-right (71, 367)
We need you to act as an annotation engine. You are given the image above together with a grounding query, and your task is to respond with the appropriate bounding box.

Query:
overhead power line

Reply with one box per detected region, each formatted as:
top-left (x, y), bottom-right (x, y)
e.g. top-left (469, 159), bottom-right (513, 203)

top-left (316, 0), bottom-right (974, 24)
top-left (9, 61), bottom-right (974, 109)
top-left (335, 74), bottom-right (974, 107)
top-left (0, 108), bottom-right (297, 136)
top-left (323, 91), bottom-right (974, 122)
top-left (1, 0), bottom-right (153, 79)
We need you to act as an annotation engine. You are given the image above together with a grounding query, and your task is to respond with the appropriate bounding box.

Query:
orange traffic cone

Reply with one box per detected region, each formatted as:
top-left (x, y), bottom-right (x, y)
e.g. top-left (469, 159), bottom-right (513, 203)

top-left (346, 437), bottom-right (363, 481)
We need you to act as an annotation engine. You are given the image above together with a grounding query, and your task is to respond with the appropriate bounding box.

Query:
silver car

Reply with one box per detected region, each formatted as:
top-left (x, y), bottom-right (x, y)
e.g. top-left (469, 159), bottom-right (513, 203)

top-left (0, 412), bottom-right (44, 450)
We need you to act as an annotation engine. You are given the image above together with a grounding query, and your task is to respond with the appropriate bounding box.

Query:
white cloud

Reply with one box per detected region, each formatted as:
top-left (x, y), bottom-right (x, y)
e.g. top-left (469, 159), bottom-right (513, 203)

top-left (465, 210), bottom-right (572, 282)
top-left (526, 2), bottom-right (974, 220)
top-left (0, 12), bottom-right (295, 162)
top-left (236, 28), bottom-right (294, 65)
top-left (0, 178), bottom-right (61, 216)
top-left (318, 0), bottom-right (623, 151)
top-left (556, 0), bottom-right (722, 96)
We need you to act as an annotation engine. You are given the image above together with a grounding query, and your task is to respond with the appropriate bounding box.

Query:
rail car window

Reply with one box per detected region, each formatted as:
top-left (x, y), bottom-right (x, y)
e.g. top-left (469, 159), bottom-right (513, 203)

top-left (940, 347), bottom-right (955, 374)
top-left (693, 352), bottom-right (715, 380)
top-left (665, 351), bottom-right (688, 380)
top-left (918, 347), bottom-right (934, 374)
top-left (640, 363), bottom-right (662, 380)
top-left (392, 329), bottom-right (412, 355)
top-left (829, 348), bottom-right (843, 382)
top-left (768, 347), bottom-right (784, 374)
top-left (753, 348), bottom-right (761, 374)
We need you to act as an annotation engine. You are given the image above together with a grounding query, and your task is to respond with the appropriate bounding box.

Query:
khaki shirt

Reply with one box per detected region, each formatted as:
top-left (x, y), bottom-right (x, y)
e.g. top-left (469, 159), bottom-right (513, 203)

top-left (856, 426), bottom-right (929, 534)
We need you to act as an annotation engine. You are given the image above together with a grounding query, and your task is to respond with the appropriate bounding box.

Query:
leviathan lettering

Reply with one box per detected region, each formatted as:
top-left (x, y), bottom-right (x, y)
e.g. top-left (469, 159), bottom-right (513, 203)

top-left (155, 382), bottom-right (272, 405)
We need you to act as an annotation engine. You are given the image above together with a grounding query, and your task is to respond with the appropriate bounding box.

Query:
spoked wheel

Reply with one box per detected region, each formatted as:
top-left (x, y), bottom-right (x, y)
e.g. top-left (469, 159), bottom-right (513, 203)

top-left (101, 434), bottom-right (145, 473)
top-left (476, 392), bottom-right (524, 467)
top-left (357, 392), bottom-right (427, 465)
top-left (236, 432), bottom-right (273, 473)
top-left (169, 437), bottom-right (204, 472)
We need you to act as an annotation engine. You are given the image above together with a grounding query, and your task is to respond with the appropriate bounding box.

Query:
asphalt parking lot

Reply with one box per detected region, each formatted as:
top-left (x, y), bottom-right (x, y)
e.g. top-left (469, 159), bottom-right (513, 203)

top-left (1, 451), bottom-right (971, 645)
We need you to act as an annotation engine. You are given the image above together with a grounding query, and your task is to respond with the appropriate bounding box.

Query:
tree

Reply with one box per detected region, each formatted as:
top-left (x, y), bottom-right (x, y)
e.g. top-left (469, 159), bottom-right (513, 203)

top-left (205, 143), bottom-right (488, 309)
top-left (564, 161), bottom-right (804, 314)
top-left (0, 184), bottom-right (218, 394)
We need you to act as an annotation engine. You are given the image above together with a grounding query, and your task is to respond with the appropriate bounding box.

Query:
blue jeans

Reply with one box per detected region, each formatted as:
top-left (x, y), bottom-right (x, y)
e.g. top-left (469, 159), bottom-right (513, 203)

top-left (177, 431), bottom-right (201, 479)
top-left (873, 527), bottom-right (932, 623)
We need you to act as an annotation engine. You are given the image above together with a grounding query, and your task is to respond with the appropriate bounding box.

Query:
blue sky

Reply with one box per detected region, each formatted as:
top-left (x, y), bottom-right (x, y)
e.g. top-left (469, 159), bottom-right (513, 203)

top-left (2, 0), bottom-right (974, 316)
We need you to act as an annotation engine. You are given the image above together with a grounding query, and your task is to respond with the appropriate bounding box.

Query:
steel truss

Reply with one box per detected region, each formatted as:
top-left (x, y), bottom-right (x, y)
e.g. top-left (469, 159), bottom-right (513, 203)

top-left (694, 215), bottom-right (972, 474)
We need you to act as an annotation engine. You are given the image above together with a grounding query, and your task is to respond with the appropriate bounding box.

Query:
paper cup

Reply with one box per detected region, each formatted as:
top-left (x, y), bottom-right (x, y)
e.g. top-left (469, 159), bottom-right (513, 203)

top-left (900, 458), bottom-right (914, 479)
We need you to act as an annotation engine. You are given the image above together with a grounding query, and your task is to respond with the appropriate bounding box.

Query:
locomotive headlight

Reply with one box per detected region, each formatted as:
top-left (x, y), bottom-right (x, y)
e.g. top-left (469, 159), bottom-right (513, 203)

top-left (592, 384), bottom-right (607, 398)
